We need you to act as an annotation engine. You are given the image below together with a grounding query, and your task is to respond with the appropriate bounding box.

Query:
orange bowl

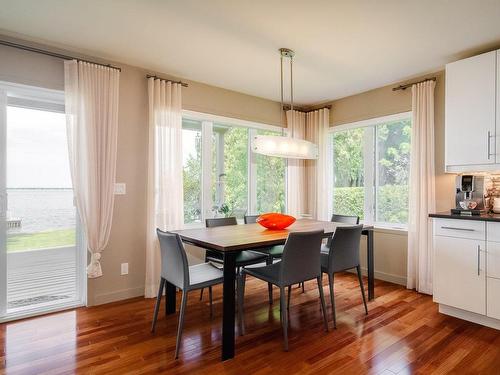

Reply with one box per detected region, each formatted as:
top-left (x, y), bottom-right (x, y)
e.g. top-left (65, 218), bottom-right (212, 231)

top-left (256, 213), bottom-right (296, 230)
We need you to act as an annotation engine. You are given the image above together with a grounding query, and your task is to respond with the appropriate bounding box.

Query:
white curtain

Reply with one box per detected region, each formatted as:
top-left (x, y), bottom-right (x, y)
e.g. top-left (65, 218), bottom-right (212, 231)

top-left (286, 110), bottom-right (307, 218)
top-left (306, 108), bottom-right (331, 220)
top-left (64, 60), bottom-right (120, 278)
top-left (145, 78), bottom-right (183, 298)
top-left (407, 80), bottom-right (436, 294)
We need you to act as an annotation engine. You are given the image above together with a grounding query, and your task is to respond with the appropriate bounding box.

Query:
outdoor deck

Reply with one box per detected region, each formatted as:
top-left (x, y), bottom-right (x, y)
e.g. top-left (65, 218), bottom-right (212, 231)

top-left (7, 246), bottom-right (77, 311)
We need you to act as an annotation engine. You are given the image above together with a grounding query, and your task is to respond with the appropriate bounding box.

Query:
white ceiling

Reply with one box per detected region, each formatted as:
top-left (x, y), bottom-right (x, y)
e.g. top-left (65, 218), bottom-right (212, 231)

top-left (1, 0), bottom-right (500, 105)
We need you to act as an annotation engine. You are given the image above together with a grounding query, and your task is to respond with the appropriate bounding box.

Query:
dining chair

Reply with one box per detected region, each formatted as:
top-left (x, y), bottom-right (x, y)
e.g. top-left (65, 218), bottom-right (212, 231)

top-left (237, 230), bottom-right (328, 351)
top-left (152, 229), bottom-right (224, 359)
top-left (322, 214), bottom-right (361, 252)
top-left (244, 214), bottom-right (286, 303)
top-left (199, 217), bottom-right (269, 301)
top-left (321, 224), bottom-right (367, 328)
top-left (331, 214), bottom-right (360, 224)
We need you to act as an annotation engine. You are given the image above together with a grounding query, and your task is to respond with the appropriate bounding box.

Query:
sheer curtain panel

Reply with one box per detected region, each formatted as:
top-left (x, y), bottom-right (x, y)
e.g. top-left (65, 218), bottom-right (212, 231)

top-left (285, 110), bottom-right (307, 218)
top-left (145, 78), bottom-right (183, 298)
top-left (407, 80), bottom-right (436, 294)
top-left (64, 60), bottom-right (120, 278)
top-left (305, 108), bottom-right (331, 220)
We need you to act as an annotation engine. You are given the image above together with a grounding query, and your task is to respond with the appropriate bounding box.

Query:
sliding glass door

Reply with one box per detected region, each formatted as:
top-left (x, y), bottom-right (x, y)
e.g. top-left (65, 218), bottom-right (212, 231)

top-left (0, 83), bottom-right (85, 319)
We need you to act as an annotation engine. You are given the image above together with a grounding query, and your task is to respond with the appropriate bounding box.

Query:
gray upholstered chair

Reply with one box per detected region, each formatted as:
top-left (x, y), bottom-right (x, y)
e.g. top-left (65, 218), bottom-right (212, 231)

top-left (331, 214), bottom-right (360, 225)
top-left (321, 224), bottom-right (367, 328)
top-left (322, 214), bottom-right (361, 252)
top-left (152, 229), bottom-right (224, 359)
top-left (244, 214), bottom-right (285, 258)
top-left (237, 230), bottom-right (328, 351)
top-left (244, 214), bottom-right (285, 304)
top-left (199, 217), bottom-right (268, 301)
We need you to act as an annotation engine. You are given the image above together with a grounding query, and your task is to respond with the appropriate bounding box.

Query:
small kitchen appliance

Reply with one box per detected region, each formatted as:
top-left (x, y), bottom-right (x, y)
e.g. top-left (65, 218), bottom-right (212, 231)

top-left (451, 175), bottom-right (486, 215)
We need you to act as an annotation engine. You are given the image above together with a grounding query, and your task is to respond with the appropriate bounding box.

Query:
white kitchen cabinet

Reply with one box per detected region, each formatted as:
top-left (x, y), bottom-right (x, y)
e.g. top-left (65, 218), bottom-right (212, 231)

top-left (433, 235), bottom-right (486, 315)
top-left (487, 277), bottom-right (500, 320)
top-left (445, 50), bottom-right (497, 171)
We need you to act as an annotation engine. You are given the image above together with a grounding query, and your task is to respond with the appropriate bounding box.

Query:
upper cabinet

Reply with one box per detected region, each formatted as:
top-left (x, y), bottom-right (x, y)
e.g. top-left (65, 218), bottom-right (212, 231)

top-left (445, 50), bottom-right (499, 172)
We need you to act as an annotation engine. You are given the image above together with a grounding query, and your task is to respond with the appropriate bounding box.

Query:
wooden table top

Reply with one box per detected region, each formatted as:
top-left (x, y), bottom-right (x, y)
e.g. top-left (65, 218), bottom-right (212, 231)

top-left (173, 219), bottom-right (373, 252)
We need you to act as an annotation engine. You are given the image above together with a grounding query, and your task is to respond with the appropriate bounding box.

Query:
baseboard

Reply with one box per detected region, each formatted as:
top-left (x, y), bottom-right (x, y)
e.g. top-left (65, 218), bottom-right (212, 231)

top-left (439, 304), bottom-right (500, 330)
top-left (91, 286), bottom-right (144, 306)
top-left (350, 267), bottom-right (407, 286)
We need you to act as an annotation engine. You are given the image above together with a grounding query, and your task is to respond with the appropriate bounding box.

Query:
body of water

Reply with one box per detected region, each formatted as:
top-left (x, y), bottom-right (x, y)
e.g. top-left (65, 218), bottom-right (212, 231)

top-left (7, 188), bottom-right (75, 234)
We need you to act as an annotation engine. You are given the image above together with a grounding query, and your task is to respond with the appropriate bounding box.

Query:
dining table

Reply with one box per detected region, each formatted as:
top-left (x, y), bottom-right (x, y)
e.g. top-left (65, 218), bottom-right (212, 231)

top-left (171, 219), bottom-right (374, 361)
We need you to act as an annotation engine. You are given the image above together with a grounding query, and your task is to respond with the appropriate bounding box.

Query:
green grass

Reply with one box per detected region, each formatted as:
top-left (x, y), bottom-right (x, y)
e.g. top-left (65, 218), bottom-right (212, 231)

top-left (7, 228), bottom-right (76, 253)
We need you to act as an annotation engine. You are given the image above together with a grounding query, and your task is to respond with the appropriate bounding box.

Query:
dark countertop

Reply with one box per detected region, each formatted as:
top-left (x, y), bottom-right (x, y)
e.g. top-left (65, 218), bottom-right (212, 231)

top-left (429, 212), bottom-right (500, 222)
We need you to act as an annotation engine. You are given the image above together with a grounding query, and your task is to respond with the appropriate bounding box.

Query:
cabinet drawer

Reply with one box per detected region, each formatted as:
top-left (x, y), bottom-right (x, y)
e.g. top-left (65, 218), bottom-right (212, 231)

top-left (434, 219), bottom-right (486, 240)
top-left (487, 222), bottom-right (500, 242)
top-left (487, 277), bottom-right (500, 320)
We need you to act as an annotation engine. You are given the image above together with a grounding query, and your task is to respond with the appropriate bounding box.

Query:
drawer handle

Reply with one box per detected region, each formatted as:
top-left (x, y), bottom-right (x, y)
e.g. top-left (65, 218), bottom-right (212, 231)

top-left (440, 226), bottom-right (475, 232)
top-left (478, 245), bottom-right (481, 276)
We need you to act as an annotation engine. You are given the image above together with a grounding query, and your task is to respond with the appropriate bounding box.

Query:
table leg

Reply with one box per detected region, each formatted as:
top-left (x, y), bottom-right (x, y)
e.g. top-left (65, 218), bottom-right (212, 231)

top-left (165, 281), bottom-right (176, 315)
top-left (366, 229), bottom-right (374, 300)
top-left (222, 252), bottom-right (236, 361)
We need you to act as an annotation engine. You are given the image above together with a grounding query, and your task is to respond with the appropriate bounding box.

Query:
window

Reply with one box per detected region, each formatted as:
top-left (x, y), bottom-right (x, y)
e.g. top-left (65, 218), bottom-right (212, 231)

top-left (331, 112), bottom-right (411, 227)
top-left (182, 112), bottom-right (286, 225)
top-left (182, 120), bottom-right (202, 224)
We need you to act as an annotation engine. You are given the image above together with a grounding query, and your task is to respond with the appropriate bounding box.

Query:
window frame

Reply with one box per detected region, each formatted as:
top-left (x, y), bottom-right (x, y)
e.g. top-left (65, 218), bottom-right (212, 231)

top-left (328, 111), bottom-right (412, 230)
top-left (181, 110), bottom-right (285, 228)
top-left (0, 81), bottom-right (87, 320)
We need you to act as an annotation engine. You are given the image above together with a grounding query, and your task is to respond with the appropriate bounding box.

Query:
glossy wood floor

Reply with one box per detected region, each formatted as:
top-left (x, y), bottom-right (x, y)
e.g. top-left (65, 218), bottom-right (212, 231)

top-left (2, 273), bottom-right (500, 374)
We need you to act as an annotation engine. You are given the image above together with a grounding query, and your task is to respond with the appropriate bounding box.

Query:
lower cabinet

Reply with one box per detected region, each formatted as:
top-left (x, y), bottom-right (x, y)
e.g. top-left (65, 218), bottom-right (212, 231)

top-left (487, 277), bottom-right (500, 320)
top-left (433, 235), bottom-right (486, 315)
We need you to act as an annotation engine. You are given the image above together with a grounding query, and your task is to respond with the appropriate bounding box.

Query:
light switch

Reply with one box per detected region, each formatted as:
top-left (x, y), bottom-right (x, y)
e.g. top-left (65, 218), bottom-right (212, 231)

top-left (121, 263), bottom-right (129, 275)
top-left (114, 183), bottom-right (126, 195)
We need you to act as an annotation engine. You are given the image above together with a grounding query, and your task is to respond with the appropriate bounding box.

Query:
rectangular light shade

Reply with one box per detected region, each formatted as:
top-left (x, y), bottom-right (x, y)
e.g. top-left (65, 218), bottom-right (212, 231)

top-left (251, 135), bottom-right (318, 159)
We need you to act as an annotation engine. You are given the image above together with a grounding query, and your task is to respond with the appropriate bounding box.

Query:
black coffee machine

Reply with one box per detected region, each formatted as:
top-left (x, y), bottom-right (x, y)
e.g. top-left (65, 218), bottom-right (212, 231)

top-left (451, 175), bottom-right (486, 215)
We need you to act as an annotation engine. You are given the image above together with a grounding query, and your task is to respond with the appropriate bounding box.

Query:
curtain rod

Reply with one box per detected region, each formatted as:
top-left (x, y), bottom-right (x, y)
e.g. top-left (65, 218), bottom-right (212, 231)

top-left (392, 77), bottom-right (436, 91)
top-left (147, 75), bottom-right (188, 87)
top-left (282, 104), bottom-right (332, 113)
top-left (0, 39), bottom-right (122, 72)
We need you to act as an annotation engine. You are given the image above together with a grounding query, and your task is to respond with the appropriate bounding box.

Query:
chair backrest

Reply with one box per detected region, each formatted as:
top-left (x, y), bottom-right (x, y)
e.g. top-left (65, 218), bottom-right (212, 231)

top-left (244, 215), bottom-right (259, 224)
top-left (280, 230), bottom-right (324, 285)
top-left (156, 229), bottom-right (189, 289)
top-left (331, 214), bottom-right (360, 224)
top-left (326, 225), bottom-right (363, 273)
top-left (206, 216), bottom-right (238, 228)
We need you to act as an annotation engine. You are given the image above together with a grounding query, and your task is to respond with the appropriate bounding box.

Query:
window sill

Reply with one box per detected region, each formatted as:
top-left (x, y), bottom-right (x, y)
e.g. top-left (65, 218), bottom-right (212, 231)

top-left (371, 225), bottom-right (408, 235)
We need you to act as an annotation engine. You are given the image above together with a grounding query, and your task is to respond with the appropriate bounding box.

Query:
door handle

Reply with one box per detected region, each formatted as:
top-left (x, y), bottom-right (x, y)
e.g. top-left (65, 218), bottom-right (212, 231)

top-left (440, 226), bottom-right (474, 232)
top-left (488, 131), bottom-right (495, 160)
top-left (477, 245), bottom-right (481, 276)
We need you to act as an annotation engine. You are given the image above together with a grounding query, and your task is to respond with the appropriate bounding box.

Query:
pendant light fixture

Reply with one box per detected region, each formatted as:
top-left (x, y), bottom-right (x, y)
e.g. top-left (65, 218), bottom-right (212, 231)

top-left (252, 48), bottom-right (318, 159)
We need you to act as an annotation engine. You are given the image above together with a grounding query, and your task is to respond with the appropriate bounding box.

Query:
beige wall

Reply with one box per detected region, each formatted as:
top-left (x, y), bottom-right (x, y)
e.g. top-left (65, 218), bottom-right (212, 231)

top-left (1, 35), bottom-right (457, 301)
top-left (0, 37), bottom-right (282, 305)
top-left (316, 71), bottom-right (456, 285)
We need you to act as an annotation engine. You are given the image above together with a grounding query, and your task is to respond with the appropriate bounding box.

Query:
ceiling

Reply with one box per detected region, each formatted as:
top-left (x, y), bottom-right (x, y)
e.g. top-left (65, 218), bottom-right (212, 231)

top-left (1, 0), bottom-right (500, 105)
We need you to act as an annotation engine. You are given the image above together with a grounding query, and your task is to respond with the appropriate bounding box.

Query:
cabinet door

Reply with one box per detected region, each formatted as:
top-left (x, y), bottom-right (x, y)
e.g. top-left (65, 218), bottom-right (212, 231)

top-left (487, 241), bottom-right (500, 279)
top-left (434, 236), bottom-right (486, 315)
top-left (487, 277), bottom-right (500, 320)
top-left (445, 51), bottom-right (496, 166)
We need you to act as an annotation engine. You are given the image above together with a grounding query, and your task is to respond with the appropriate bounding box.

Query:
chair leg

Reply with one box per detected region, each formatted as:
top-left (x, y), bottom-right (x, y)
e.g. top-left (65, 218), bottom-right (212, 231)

top-left (151, 278), bottom-right (166, 333)
top-left (199, 288), bottom-right (204, 301)
top-left (209, 286), bottom-right (214, 318)
top-left (301, 282), bottom-right (305, 293)
top-left (237, 272), bottom-right (246, 336)
top-left (317, 276), bottom-right (329, 332)
top-left (267, 256), bottom-right (273, 304)
top-left (328, 273), bottom-right (337, 329)
top-left (279, 287), bottom-right (288, 351)
top-left (287, 285), bottom-right (291, 310)
top-left (356, 265), bottom-right (368, 315)
top-left (174, 290), bottom-right (188, 359)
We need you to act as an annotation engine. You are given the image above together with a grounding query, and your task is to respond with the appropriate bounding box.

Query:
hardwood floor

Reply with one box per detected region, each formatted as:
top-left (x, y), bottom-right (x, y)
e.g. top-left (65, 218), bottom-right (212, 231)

top-left (2, 273), bottom-right (500, 374)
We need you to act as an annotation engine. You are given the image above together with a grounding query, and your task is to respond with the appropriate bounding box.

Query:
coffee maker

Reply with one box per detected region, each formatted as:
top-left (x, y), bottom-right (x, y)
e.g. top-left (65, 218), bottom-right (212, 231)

top-left (451, 175), bottom-right (486, 215)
